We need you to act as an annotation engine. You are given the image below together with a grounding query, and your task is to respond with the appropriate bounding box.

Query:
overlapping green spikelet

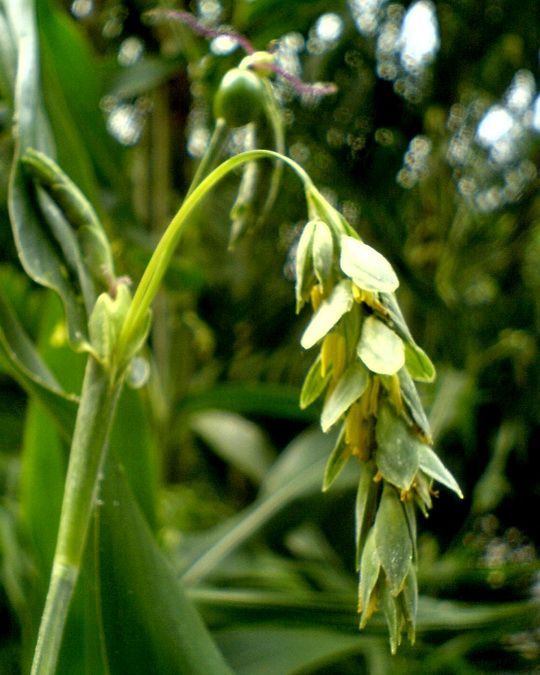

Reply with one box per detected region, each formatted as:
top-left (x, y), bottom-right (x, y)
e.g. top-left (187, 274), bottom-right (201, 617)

top-left (294, 185), bottom-right (462, 648)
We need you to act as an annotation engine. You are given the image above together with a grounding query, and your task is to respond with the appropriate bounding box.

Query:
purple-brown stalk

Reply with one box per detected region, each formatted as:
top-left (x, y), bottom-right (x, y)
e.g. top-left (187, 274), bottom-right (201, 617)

top-left (147, 9), bottom-right (338, 97)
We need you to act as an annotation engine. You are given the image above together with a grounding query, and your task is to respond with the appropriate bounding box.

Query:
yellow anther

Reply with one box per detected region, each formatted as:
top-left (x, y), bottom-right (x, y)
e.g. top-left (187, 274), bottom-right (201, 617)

top-left (321, 331), bottom-right (346, 379)
top-left (368, 376), bottom-right (380, 415)
top-left (352, 284), bottom-right (363, 303)
top-left (321, 332), bottom-right (336, 377)
top-left (310, 284), bottom-right (324, 310)
top-left (332, 333), bottom-right (347, 381)
top-left (389, 373), bottom-right (403, 414)
top-left (345, 400), bottom-right (363, 446)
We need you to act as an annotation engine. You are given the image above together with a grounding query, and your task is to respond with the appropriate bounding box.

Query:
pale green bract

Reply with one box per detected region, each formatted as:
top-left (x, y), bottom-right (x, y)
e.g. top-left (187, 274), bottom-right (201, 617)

top-left (404, 341), bottom-right (436, 382)
top-left (321, 361), bottom-right (368, 431)
top-left (340, 235), bottom-right (399, 292)
top-left (322, 430), bottom-right (350, 491)
top-left (300, 279), bottom-right (354, 349)
top-left (375, 403), bottom-right (421, 491)
top-left (312, 220), bottom-right (334, 294)
top-left (357, 315), bottom-right (405, 375)
top-left (418, 445), bottom-right (463, 498)
top-left (294, 220), bottom-right (317, 312)
top-left (358, 528), bottom-right (381, 627)
top-left (299, 354), bottom-right (332, 409)
top-left (374, 485), bottom-right (413, 596)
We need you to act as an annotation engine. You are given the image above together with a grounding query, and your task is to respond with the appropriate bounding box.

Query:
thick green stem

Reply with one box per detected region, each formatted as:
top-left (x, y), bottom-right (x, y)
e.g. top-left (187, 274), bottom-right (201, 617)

top-left (117, 148), bottom-right (313, 361)
top-left (31, 357), bottom-right (122, 675)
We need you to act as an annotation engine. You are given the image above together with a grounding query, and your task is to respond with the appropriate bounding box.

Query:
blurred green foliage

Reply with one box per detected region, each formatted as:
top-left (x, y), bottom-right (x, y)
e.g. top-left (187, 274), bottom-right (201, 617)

top-left (0, 0), bottom-right (539, 672)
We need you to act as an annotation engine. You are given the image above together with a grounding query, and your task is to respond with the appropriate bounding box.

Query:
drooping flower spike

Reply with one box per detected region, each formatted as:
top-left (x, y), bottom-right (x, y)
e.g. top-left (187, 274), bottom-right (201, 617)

top-left (295, 185), bottom-right (462, 650)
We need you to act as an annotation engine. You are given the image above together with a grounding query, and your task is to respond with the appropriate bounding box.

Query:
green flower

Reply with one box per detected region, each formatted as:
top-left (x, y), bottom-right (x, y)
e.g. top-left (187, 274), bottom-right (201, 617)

top-left (294, 190), bottom-right (462, 648)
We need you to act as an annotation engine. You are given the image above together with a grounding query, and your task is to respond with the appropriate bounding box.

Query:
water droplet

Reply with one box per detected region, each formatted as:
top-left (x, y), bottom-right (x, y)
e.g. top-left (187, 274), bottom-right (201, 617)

top-left (127, 355), bottom-right (151, 389)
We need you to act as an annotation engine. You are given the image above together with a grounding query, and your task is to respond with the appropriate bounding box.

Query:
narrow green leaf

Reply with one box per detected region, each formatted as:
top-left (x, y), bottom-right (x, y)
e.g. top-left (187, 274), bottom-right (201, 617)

top-left (19, 398), bottom-right (65, 575)
top-left (312, 220), bottom-right (334, 292)
top-left (190, 410), bottom-right (275, 485)
top-left (322, 428), bottom-right (350, 491)
top-left (357, 315), bottom-right (405, 375)
top-left (177, 383), bottom-right (316, 422)
top-left (0, 8), bottom-right (16, 102)
top-left (358, 528), bottom-right (381, 628)
top-left (7, 0), bottom-right (89, 348)
top-left (110, 386), bottom-right (159, 531)
top-left (375, 484), bottom-right (413, 596)
top-left (355, 461), bottom-right (379, 570)
top-left (181, 429), bottom-right (349, 584)
top-left (321, 361), bottom-right (368, 431)
top-left (404, 341), bottom-right (436, 382)
top-left (375, 403), bottom-right (421, 492)
top-left (340, 236), bottom-right (399, 292)
top-left (418, 445), bottom-right (463, 498)
top-left (300, 280), bottom-right (354, 349)
top-left (215, 627), bottom-right (367, 675)
top-left (36, 0), bottom-right (127, 196)
top-left (97, 456), bottom-right (234, 675)
top-left (300, 354), bottom-right (332, 410)
top-left (0, 289), bottom-right (78, 440)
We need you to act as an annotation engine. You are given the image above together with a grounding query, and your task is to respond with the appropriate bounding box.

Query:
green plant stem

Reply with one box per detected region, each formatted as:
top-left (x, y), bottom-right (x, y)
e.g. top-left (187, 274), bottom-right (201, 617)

top-left (31, 356), bottom-right (122, 675)
top-left (117, 148), bottom-right (313, 361)
top-left (31, 148), bottom-right (313, 674)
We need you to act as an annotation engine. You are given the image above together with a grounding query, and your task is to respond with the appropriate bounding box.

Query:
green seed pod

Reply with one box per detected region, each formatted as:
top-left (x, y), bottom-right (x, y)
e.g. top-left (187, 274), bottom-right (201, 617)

top-left (213, 68), bottom-right (265, 128)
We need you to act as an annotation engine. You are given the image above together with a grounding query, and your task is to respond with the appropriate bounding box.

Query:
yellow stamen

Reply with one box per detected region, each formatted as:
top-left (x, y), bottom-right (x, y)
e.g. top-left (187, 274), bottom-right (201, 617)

top-left (368, 376), bottom-right (380, 415)
top-left (321, 332), bottom-right (337, 377)
top-left (352, 284), bottom-right (363, 303)
top-left (345, 400), bottom-right (363, 446)
top-left (332, 333), bottom-right (347, 382)
top-left (389, 373), bottom-right (403, 414)
top-left (310, 284), bottom-right (323, 310)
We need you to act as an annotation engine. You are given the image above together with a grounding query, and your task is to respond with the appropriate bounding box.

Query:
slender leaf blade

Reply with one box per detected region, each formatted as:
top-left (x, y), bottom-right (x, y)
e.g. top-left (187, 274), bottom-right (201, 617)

top-left (97, 456), bottom-right (234, 675)
top-left (7, 0), bottom-right (89, 347)
top-left (0, 289), bottom-right (78, 440)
